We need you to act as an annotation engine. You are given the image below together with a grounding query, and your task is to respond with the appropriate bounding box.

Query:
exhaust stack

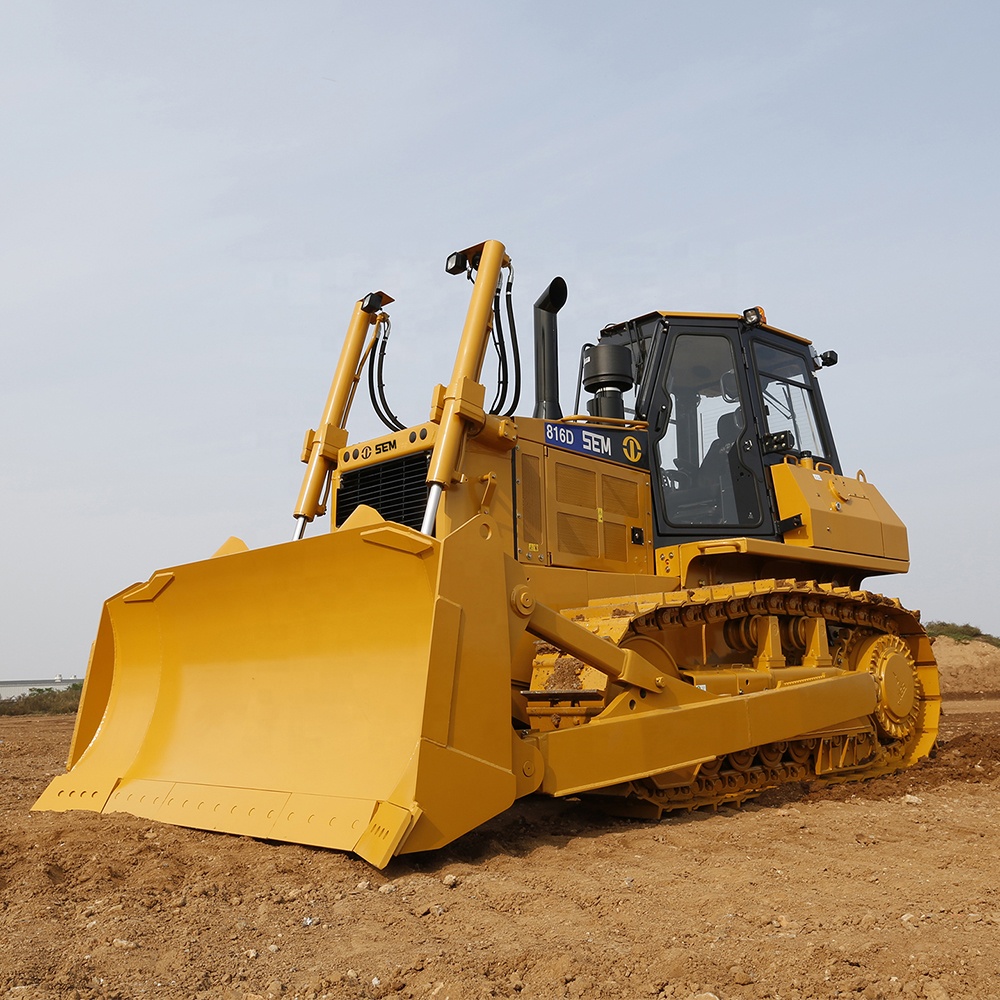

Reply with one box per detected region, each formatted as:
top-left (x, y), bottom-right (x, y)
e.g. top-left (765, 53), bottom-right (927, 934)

top-left (532, 277), bottom-right (568, 419)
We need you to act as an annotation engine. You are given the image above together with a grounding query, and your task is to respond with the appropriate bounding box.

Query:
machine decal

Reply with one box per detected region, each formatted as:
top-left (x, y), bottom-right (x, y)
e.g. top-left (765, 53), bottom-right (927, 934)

top-left (543, 422), bottom-right (648, 466)
top-left (356, 437), bottom-right (398, 462)
top-left (622, 435), bottom-right (643, 463)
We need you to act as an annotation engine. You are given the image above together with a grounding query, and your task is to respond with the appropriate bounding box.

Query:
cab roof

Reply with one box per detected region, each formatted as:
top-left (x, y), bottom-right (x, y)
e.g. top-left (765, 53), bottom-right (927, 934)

top-left (622, 310), bottom-right (814, 347)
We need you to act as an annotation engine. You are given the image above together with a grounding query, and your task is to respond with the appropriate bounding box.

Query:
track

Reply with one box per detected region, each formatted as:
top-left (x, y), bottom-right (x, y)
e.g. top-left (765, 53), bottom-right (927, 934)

top-left (529, 579), bottom-right (941, 818)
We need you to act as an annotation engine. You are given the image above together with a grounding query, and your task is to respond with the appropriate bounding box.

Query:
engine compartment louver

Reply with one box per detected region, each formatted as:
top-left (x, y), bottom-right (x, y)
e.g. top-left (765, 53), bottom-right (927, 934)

top-left (336, 451), bottom-right (432, 532)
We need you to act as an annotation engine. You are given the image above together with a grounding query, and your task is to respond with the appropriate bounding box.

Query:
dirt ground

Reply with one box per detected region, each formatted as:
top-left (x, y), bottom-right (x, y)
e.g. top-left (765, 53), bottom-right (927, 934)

top-left (2, 641), bottom-right (998, 1000)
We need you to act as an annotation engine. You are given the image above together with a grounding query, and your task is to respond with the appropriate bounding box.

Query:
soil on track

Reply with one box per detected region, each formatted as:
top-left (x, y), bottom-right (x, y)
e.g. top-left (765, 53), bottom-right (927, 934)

top-left (1, 641), bottom-right (998, 1000)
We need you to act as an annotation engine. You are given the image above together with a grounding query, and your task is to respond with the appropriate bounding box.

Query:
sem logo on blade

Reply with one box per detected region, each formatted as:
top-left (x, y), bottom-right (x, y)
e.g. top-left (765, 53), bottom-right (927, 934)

top-left (622, 436), bottom-right (643, 463)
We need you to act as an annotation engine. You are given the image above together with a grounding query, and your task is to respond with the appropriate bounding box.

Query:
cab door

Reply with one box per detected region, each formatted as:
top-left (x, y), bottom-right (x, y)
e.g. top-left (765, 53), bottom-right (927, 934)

top-left (645, 323), bottom-right (769, 543)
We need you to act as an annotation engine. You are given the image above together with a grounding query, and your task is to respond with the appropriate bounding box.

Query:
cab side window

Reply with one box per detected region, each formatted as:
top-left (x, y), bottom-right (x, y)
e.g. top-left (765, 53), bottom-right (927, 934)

top-left (657, 334), bottom-right (760, 527)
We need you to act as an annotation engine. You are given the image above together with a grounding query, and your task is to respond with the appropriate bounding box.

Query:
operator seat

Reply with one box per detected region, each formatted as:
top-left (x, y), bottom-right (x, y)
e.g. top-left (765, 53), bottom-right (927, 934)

top-left (662, 408), bottom-right (744, 526)
top-left (697, 409), bottom-right (741, 488)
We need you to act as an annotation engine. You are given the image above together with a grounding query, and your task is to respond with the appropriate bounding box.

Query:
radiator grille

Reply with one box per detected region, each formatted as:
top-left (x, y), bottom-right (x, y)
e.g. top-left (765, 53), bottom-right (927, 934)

top-left (336, 451), bottom-right (431, 531)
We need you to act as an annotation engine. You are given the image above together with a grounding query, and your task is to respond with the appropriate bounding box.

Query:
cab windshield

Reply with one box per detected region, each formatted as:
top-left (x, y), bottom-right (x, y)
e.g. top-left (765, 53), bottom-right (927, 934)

top-left (753, 342), bottom-right (829, 460)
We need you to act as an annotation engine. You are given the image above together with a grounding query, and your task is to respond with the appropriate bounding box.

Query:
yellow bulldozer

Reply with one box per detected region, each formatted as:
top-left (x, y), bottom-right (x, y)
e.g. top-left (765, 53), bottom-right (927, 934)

top-left (35, 240), bottom-right (939, 867)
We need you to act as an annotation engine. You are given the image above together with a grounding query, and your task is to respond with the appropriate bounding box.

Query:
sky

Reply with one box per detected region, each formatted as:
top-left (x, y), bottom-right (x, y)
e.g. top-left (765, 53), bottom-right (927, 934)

top-left (2, 1), bottom-right (998, 680)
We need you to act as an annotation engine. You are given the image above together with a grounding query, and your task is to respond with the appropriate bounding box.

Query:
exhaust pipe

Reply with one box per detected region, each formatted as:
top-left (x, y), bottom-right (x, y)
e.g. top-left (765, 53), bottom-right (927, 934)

top-left (532, 277), bottom-right (568, 419)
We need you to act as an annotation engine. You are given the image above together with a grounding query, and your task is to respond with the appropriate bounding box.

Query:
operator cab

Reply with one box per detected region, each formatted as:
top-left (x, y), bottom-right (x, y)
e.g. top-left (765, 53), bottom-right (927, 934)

top-left (583, 310), bottom-right (840, 548)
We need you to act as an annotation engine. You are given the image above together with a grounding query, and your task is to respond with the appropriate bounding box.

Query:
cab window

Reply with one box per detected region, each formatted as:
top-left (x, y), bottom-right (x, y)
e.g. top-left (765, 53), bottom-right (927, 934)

top-left (657, 334), bottom-right (760, 527)
top-left (753, 342), bottom-right (829, 459)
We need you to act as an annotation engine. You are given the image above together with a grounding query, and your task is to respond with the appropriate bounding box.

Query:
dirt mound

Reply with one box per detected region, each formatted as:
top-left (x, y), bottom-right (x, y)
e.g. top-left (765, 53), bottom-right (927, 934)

top-left (931, 636), bottom-right (1000, 697)
top-left (3, 709), bottom-right (1000, 1000)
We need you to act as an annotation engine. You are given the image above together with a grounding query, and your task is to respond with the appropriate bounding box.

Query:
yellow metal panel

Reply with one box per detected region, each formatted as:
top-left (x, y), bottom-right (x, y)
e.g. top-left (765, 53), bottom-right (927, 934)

top-left (522, 565), bottom-right (679, 609)
top-left (277, 791), bottom-right (383, 849)
top-left (65, 605), bottom-right (116, 769)
top-left (352, 800), bottom-right (417, 868)
top-left (419, 597), bottom-right (462, 746)
top-left (400, 739), bottom-right (517, 854)
top-left (543, 449), bottom-right (653, 574)
top-left (437, 435), bottom-right (517, 559)
top-left (516, 445), bottom-right (545, 559)
top-left (770, 461), bottom-right (908, 562)
top-left (604, 520), bottom-right (627, 562)
top-left (434, 522), bottom-right (519, 769)
top-left (360, 525), bottom-right (434, 555)
top-left (104, 778), bottom-right (179, 817)
top-left (659, 537), bottom-right (908, 587)
top-left (860, 479), bottom-right (910, 561)
top-left (211, 536), bottom-right (250, 558)
top-left (122, 573), bottom-right (174, 603)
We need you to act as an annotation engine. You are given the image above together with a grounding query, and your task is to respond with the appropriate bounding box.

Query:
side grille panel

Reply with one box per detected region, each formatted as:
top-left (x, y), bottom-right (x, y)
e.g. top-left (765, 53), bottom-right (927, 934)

top-left (540, 442), bottom-right (654, 574)
top-left (555, 463), bottom-right (598, 507)
top-left (557, 512), bottom-right (600, 558)
top-left (521, 454), bottom-right (543, 547)
top-left (336, 452), bottom-right (431, 532)
top-left (603, 521), bottom-right (627, 563)
top-left (603, 475), bottom-right (640, 518)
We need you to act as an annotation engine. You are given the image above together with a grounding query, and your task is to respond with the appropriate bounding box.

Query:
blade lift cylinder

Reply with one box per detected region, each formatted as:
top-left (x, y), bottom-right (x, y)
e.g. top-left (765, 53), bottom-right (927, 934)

top-left (420, 240), bottom-right (511, 535)
top-left (293, 292), bottom-right (391, 538)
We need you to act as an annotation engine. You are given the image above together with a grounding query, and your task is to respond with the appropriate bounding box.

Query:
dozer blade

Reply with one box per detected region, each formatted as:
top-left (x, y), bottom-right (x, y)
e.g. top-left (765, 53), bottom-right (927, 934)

top-left (34, 509), bottom-right (536, 868)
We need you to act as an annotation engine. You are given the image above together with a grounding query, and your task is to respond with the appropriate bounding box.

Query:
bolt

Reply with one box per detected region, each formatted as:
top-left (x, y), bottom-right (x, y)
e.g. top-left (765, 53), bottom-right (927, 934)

top-left (511, 585), bottom-right (535, 617)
